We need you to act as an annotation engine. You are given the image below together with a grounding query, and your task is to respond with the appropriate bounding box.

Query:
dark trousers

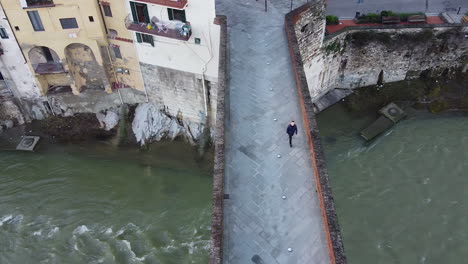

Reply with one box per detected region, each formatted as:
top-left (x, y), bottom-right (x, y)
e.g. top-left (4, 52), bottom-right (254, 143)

top-left (288, 134), bottom-right (293, 146)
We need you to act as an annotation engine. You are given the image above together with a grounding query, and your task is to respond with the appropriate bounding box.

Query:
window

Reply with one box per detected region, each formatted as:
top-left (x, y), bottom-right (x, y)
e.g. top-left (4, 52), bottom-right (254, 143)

top-left (0, 28), bottom-right (8, 39)
top-left (42, 47), bottom-right (54, 62)
top-left (112, 46), bottom-right (122, 59)
top-left (167, 8), bottom-right (186, 22)
top-left (108, 29), bottom-right (118, 37)
top-left (59, 18), bottom-right (78, 29)
top-left (88, 16), bottom-right (94, 22)
top-left (103, 5), bottom-right (112, 17)
top-left (27, 11), bottom-right (44, 31)
top-left (130, 2), bottom-right (149, 24)
top-left (195, 38), bottom-right (201, 44)
top-left (136, 33), bottom-right (154, 47)
top-left (14, 26), bottom-right (19, 31)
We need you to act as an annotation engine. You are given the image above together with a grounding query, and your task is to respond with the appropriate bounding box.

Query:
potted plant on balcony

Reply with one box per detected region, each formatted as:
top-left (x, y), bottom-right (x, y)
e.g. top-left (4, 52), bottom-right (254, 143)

top-left (180, 23), bottom-right (191, 37)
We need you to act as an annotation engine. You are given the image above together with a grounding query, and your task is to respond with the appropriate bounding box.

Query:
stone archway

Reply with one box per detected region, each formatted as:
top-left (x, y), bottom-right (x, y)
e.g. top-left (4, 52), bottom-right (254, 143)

top-left (28, 46), bottom-right (63, 74)
top-left (65, 43), bottom-right (107, 92)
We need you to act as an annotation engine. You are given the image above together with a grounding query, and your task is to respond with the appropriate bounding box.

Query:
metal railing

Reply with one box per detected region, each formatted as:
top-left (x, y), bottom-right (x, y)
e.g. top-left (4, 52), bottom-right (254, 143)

top-left (125, 15), bottom-right (192, 41)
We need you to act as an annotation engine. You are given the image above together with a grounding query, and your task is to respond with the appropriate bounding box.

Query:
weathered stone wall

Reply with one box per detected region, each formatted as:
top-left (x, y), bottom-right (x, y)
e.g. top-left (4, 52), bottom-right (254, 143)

top-left (139, 62), bottom-right (218, 128)
top-left (65, 43), bottom-right (111, 92)
top-left (294, 10), bottom-right (468, 110)
top-left (318, 26), bottom-right (467, 99)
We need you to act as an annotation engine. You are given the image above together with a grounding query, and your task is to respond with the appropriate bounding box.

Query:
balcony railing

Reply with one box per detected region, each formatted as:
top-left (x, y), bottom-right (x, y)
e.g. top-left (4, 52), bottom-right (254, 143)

top-left (125, 16), bottom-right (192, 41)
top-left (20, 0), bottom-right (55, 8)
top-left (134, 0), bottom-right (187, 9)
top-left (33, 62), bottom-right (66, 75)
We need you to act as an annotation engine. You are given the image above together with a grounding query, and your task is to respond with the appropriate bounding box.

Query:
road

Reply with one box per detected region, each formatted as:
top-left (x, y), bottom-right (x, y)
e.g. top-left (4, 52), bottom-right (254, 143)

top-left (326, 0), bottom-right (468, 18)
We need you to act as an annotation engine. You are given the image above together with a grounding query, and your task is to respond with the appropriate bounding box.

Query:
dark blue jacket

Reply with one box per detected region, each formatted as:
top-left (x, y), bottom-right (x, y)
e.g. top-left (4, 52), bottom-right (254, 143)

top-left (286, 124), bottom-right (297, 136)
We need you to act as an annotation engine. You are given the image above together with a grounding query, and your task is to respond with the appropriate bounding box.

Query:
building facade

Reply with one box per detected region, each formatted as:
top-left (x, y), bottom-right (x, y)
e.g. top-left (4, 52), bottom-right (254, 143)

top-left (1, 0), bottom-right (145, 97)
top-left (0, 0), bottom-right (221, 140)
top-left (124, 0), bottom-right (220, 125)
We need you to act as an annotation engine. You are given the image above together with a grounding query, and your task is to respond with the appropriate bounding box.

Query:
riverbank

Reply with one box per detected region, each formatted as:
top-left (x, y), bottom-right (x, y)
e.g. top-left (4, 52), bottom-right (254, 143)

top-left (343, 73), bottom-right (468, 115)
top-left (316, 74), bottom-right (468, 263)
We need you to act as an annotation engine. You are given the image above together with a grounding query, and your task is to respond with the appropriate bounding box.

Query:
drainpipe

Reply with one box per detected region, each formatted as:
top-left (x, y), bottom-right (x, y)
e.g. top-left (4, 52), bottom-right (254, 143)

top-left (95, 0), bottom-right (123, 104)
top-left (104, 45), bottom-right (124, 105)
top-left (183, 22), bottom-right (214, 121)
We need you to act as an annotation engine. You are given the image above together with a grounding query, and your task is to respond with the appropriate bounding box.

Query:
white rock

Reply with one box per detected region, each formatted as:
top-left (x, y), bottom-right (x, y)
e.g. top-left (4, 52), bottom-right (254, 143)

top-left (132, 103), bottom-right (186, 146)
top-left (0, 101), bottom-right (24, 125)
top-left (63, 109), bottom-right (74, 117)
top-left (96, 110), bottom-right (119, 131)
top-left (3, 120), bottom-right (14, 129)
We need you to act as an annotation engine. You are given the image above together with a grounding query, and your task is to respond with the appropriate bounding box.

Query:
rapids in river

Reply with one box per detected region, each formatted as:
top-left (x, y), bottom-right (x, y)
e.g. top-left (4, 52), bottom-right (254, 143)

top-left (0, 140), bottom-right (212, 264)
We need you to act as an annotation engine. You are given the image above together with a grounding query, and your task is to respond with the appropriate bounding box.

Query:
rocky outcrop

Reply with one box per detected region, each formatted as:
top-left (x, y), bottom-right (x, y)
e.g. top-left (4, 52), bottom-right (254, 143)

top-left (131, 103), bottom-right (204, 146)
top-left (96, 109), bottom-right (119, 131)
top-left (0, 100), bottom-right (25, 133)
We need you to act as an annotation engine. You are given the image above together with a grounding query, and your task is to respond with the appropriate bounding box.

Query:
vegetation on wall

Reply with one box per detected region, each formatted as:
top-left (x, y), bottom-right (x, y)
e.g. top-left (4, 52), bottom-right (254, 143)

top-left (344, 72), bottom-right (468, 114)
top-left (346, 29), bottom-right (435, 48)
top-left (324, 40), bottom-right (342, 55)
top-left (346, 31), bottom-right (392, 47)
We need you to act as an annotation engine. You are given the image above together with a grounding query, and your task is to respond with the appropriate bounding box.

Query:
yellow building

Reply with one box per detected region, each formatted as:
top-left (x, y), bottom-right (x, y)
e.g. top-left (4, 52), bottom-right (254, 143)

top-left (1, 0), bottom-right (144, 95)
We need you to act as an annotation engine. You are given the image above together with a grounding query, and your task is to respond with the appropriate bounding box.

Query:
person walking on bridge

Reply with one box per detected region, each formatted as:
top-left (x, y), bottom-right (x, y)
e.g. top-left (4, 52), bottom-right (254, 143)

top-left (286, 121), bottom-right (298, 147)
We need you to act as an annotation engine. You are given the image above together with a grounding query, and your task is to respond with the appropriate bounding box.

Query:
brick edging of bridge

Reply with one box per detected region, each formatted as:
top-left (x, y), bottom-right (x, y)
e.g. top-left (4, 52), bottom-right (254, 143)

top-left (209, 15), bottom-right (227, 264)
top-left (285, 3), bottom-right (347, 264)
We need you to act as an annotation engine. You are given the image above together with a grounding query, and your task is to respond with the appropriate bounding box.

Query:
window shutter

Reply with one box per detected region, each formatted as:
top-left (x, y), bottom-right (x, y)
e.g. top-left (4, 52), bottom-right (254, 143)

top-left (167, 9), bottom-right (173, 20)
top-left (130, 2), bottom-right (138, 23)
top-left (143, 5), bottom-right (150, 23)
top-left (180, 10), bottom-right (186, 22)
top-left (136, 32), bottom-right (142, 43)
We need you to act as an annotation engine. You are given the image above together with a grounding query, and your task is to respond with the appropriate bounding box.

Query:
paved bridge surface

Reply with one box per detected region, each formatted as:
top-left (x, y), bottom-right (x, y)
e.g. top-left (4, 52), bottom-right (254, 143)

top-left (216, 0), bottom-right (331, 263)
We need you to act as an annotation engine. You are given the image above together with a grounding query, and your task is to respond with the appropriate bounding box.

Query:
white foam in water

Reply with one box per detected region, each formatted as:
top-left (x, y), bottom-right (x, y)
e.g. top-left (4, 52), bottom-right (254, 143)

top-left (104, 228), bottom-right (112, 235)
top-left (47, 227), bottom-right (59, 238)
top-left (115, 228), bottom-right (124, 237)
top-left (0, 215), bottom-right (13, 226)
top-left (73, 225), bottom-right (89, 235)
top-left (33, 229), bottom-right (42, 236)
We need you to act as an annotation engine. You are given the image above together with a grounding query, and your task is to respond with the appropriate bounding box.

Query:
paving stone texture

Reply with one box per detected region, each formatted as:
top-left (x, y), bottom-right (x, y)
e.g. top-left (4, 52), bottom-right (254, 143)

top-left (216, 0), bottom-right (331, 263)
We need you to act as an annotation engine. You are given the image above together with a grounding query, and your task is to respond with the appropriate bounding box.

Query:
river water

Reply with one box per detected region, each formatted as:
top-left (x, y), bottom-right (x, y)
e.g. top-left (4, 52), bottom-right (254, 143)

top-left (317, 104), bottom-right (468, 264)
top-left (0, 139), bottom-right (212, 263)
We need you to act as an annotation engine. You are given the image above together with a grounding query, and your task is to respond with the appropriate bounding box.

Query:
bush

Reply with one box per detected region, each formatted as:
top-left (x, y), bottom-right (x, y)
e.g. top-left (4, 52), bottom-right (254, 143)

top-left (398, 12), bottom-right (424, 21)
top-left (326, 15), bottom-right (339, 25)
top-left (356, 11), bottom-right (425, 23)
top-left (356, 13), bottom-right (381, 24)
top-left (380, 10), bottom-right (396, 17)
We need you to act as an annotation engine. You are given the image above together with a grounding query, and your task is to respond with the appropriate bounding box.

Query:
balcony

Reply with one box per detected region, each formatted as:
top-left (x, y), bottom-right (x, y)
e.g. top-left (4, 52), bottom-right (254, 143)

top-left (134, 0), bottom-right (187, 9)
top-left (33, 62), bottom-right (66, 75)
top-left (125, 16), bottom-right (192, 41)
top-left (20, 0), bottom-right (55, 8)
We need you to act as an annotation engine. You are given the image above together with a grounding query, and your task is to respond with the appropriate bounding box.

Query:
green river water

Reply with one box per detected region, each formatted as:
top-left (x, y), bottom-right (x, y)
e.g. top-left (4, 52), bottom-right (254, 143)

top-left (0, 140), bottom-right (212, 264)
top-left (317, 104), bottom-right (468, 264)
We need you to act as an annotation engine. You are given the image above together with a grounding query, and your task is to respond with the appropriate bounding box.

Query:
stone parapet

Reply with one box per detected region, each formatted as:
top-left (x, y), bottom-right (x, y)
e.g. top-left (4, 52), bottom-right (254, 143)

top-left (285, 2), bottom-right (347, 264)
top-left (209, 15), bottom-right (227, 264)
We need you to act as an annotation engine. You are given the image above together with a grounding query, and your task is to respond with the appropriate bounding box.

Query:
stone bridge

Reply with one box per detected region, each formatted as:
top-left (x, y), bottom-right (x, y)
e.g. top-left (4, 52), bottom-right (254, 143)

top-left (209, 1), bottom-right (346, 264)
